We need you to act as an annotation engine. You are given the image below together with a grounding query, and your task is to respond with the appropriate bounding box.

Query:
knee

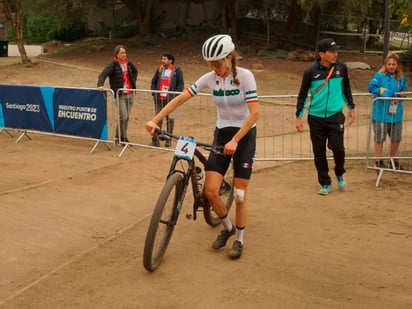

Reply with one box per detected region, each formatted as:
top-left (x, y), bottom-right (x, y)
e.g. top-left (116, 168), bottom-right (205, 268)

top-left (204, 186), bottom-right (217, 200)
top-left (329, 143), bottom-right (344, 153)
top-left (234, 187), bottom-right (245, 203)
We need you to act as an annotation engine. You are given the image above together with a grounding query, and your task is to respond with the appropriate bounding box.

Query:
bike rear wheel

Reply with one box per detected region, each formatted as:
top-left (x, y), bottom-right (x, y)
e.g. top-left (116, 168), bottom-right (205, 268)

top-left (143, 173), bottom-right (184, 272)
top-left (203, 163), bottom-right (234, 227)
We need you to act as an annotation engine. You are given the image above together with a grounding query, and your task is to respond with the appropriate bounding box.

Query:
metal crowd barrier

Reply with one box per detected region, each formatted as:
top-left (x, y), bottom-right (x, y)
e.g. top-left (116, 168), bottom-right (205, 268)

top-left (115, 89), bottom-right (408, 160)
top-left (113, 88), bottom-right (411, 186)
top-left (115, 88), bottom-right (216, 157)
top-left (365, 96), bottom-right (412, 187)
top-left (2, 85), bottom-right (411, 184)
top-left (0, 85), bottom-right (115, 154)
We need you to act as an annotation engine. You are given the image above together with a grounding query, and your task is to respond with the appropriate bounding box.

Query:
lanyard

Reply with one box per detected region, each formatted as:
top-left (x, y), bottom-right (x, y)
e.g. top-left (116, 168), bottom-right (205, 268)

top-left (315, 66), bottom-right (335, 94)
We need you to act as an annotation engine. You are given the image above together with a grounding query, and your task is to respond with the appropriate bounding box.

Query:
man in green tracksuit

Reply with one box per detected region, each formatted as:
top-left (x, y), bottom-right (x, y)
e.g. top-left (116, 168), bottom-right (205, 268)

top-left (295, 38), bottom-right (356, 195)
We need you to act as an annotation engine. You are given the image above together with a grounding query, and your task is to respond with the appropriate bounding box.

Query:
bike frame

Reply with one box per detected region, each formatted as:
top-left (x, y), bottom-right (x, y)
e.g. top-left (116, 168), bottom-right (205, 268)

top-left (165, 148), bottom-right (209, 223)
top-left (143, 130), bottom-right (234, 271)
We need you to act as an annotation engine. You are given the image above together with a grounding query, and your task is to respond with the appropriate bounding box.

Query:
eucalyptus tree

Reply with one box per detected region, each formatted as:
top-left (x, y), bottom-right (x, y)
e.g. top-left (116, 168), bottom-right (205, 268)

top-left (0, 0), bottom-right (93, 63)
top-left (0, 0), bottom-right (30, 63)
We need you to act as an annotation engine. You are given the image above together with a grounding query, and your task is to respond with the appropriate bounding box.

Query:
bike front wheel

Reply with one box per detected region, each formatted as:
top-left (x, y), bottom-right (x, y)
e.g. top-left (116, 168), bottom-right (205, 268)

top-left (203, 164), bottom-right (234, 227)
top-left (143, 173), bottom-right (184, 272)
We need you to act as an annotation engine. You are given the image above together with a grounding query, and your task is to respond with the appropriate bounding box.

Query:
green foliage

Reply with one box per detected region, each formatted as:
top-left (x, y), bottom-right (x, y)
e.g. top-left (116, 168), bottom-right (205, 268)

top-left (4, 25), bottom-right (16, 42)
top-left (174, 25), bottom-right (194, 41)
top-left (141, 34), bottom-right (157, 46)
top-left (12, 14), bottom-right (87, 43)
top-left (173, 21), bottom-right (210, 41)
top-left (128, 38), bottom-right (138, 48)
top-left (400, 47), bottom-right (412, 71)
top-left (111, 20), bottom-right (139, 39)
top-left (391, 0), bottom-right (410, 19)
top-left (24, 15), bottom-right (57, 44)
top-left (54, 18), bottom-right (87, 41)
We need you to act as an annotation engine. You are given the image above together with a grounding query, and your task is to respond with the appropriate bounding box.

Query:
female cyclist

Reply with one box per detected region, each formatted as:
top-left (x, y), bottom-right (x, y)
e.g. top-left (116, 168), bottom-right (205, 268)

top-left (146, 34), bottom-right (259, 259)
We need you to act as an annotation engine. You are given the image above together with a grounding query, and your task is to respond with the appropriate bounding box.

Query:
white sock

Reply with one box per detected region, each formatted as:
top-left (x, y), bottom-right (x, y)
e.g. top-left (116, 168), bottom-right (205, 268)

top-left (221, 215), bottom-right (232, 231)
top-left (236, 226), bottom-right (245, 244)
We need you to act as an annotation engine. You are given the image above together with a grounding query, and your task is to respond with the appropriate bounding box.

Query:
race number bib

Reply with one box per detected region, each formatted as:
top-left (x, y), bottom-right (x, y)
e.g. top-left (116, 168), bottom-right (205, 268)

top-left (174, 136), bottom-right (196, 160)
top-left (389, 100), bottom-right (398, 115)
top-left (160, 85), bottom-right (169, 98)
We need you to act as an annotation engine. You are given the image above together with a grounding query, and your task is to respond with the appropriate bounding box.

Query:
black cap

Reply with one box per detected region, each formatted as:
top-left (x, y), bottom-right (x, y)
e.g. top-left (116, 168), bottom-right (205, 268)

top-left (317, 38), bottom-right (340, 52)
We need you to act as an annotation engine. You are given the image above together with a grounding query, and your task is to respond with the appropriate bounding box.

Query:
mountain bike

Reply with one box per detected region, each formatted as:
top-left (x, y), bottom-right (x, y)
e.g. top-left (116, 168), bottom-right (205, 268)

top-left (143, 130), bottom-right (234, 272)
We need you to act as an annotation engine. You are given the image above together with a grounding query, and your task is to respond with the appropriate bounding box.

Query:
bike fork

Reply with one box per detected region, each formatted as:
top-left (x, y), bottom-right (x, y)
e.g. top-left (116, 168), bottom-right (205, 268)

top-left (170, 180), bottom-right (189, 225)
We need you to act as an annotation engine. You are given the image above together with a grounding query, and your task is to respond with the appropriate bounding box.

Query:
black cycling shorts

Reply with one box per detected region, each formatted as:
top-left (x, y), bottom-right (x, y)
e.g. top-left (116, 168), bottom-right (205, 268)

top-left (205, 126), bottom-right (256, 180)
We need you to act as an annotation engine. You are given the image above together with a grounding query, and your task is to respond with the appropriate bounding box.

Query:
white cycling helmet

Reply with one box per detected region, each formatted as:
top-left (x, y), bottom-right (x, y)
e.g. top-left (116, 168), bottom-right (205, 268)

top-left (202, 34), bottom-right (235, 61)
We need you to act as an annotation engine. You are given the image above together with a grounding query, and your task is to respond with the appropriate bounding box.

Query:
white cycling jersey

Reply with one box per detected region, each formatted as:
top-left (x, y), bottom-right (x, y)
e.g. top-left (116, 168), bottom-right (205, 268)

top-left (187, 67), bottom-right (258, 128)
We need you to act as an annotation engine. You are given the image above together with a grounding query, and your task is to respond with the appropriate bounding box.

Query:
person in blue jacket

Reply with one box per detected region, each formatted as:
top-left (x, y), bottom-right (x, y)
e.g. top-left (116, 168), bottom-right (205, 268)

top-left (295, 38), bottom-right (356, 195)
top-left (368, 53), bottom-right (407, 170)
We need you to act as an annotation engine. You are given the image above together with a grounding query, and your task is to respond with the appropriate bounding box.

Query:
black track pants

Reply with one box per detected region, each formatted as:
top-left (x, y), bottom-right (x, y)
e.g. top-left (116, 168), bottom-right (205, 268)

top-left (308, 112), bottom-right (346, 186)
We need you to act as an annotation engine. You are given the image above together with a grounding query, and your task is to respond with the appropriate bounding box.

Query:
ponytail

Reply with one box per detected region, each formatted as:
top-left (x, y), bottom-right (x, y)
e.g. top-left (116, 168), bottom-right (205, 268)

top-left (230, 51), bottom-right (240, 86)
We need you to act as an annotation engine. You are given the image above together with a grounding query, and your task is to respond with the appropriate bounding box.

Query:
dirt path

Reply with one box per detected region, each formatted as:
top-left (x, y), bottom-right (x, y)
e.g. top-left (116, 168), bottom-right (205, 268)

top-left (1, 143), bottom-right (411, 309)
top-left (1, 46), bottom-right (412, 308)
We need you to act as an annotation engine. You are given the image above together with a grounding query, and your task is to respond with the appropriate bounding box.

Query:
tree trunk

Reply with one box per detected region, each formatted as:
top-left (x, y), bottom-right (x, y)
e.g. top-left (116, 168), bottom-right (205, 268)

top-left (311, 3), bottom-right (322, 48)
top-left (140, 0), bottom-right (155, 35)
top-left (286, 0), bottom-right (302, 39)
top-left (221, 0), bottom-right (238, 39)
top-left (0, 0), bottom-right (30, 64)
top-left (121, 0), bottom-right (156, 35)
top-left (16, 33), bottom-right (29, 64)
top-left (199, 0), bottom-right (218, 29)
top-left (228, 0), bottom-right (237, 40)
top-left (13, 1), bottom-right (30, 63)
top-left (265, 7), bottom-right (270, 49)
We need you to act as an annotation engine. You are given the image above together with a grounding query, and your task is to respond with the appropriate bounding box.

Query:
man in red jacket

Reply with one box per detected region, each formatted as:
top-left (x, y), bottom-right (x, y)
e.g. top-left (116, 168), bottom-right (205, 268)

top-left (150, 53), bottom-right (184, 147)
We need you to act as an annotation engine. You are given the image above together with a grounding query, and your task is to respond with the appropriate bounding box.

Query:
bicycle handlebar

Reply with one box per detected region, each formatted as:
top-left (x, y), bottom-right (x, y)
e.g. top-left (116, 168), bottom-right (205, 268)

top-left (154, 128), bottom-right (224, 154)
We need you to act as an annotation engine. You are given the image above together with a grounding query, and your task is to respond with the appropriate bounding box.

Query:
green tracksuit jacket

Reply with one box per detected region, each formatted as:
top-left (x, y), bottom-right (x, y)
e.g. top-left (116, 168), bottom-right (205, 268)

top-left (296, 59), bottom-right (355, 118)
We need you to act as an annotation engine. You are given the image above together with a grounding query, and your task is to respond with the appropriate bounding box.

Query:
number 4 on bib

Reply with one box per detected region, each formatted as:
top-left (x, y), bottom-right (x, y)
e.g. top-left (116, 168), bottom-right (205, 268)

top-left (174, 136), bottom-right (196, 160)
